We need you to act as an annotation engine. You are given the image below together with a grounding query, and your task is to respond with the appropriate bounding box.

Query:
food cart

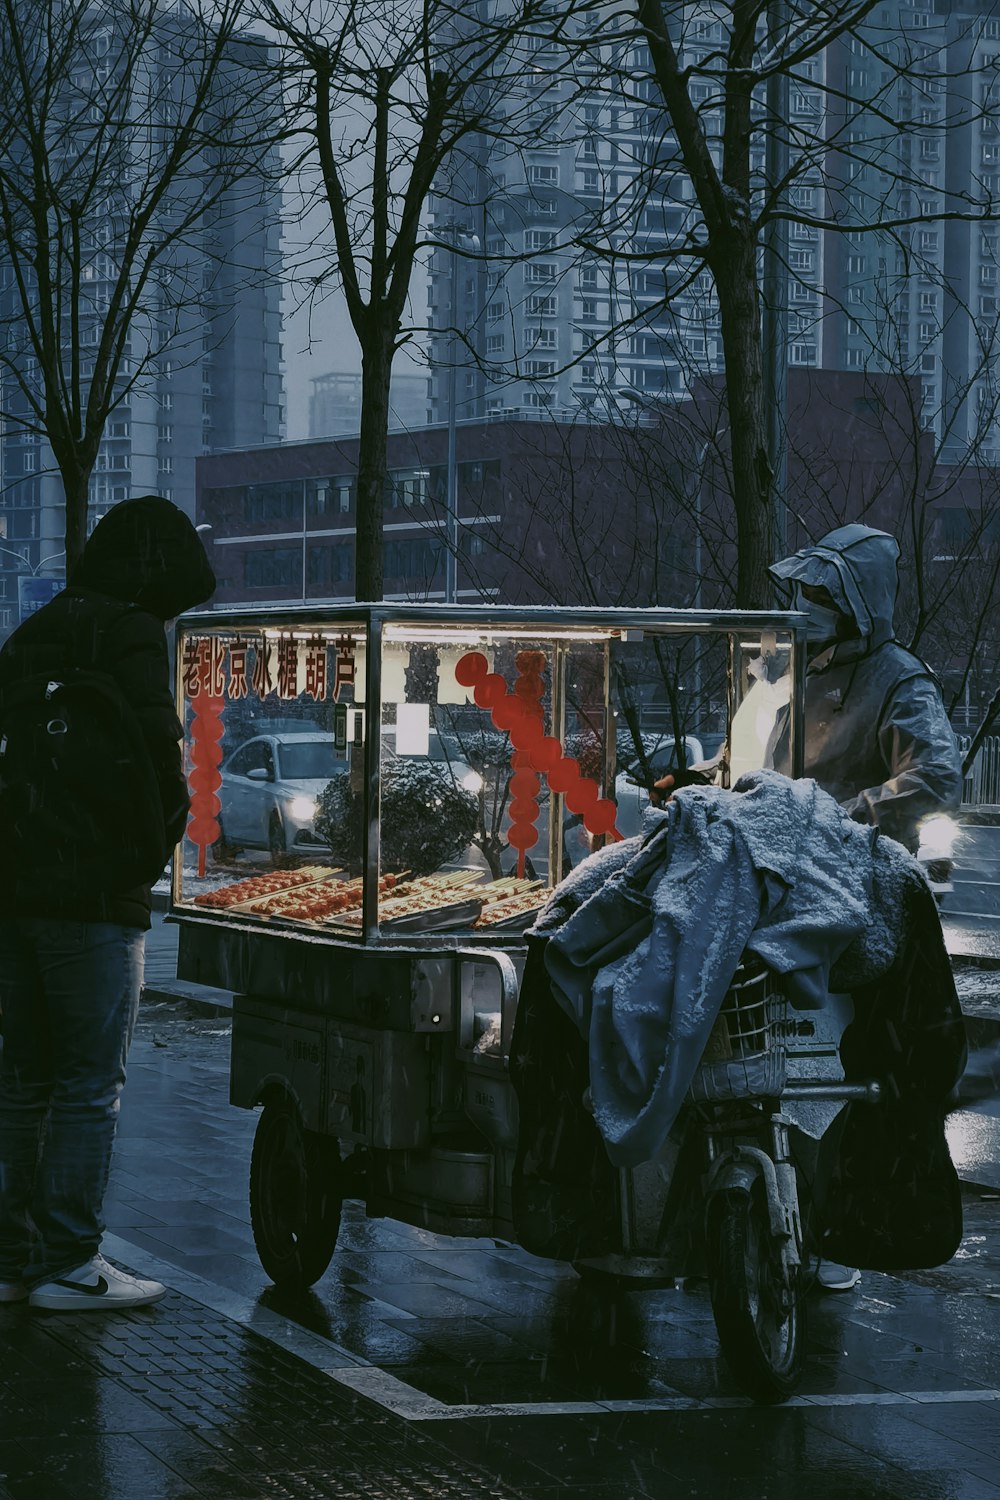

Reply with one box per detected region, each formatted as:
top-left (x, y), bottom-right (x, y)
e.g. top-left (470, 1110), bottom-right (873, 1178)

top-left (171, 603), bottom-right (808, 1293)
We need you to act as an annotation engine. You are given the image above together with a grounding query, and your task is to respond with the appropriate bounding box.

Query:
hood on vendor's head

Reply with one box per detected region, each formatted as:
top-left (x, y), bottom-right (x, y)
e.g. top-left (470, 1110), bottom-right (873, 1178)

top-left (70, 496), bottom-right (216, 620)
top-left (769, 524), bottom-right (899, 648)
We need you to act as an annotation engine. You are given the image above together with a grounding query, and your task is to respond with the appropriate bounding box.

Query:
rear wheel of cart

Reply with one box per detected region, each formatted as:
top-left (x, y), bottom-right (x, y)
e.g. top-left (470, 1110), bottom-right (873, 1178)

top-left (249, 1100), bottom-right (342, 1289)
top-left (706, 1184), bottom-right (803, 1404)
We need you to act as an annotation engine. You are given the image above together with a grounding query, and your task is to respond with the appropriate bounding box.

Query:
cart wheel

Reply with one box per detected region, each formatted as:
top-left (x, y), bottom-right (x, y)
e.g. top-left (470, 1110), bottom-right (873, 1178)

top-left (249, 1102), bottom-right (342, 1290)
top-left (706, 1184), bottom-right (803, 1404)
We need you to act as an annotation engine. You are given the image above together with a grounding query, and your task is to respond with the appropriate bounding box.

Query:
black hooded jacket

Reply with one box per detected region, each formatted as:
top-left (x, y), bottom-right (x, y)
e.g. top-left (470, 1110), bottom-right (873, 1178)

top-left (0, 497), bottom-right (215, 929)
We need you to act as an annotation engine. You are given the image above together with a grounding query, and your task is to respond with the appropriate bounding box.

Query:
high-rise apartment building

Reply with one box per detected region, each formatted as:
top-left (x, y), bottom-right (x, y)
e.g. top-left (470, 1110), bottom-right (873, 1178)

top-left (427, 1), bottom-right (999, 457)
top-left (0, 6), bottom-right (282, 635)
top-left (310, 370), bottom-right (428, 439)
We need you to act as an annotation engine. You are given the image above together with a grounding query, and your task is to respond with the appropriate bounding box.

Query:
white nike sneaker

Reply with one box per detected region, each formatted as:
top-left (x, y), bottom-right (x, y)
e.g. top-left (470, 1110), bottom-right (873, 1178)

top-left (29, 1255), bottom-right (166, 1312)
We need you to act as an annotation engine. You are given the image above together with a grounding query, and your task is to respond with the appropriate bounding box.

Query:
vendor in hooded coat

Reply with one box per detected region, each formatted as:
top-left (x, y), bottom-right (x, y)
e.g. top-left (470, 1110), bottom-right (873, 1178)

top-left (766, 523), bottom-right (963, 854)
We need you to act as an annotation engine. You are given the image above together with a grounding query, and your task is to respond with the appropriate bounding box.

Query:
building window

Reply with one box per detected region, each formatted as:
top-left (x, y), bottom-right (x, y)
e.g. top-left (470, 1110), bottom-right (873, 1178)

top-left (307, 543), bottom-right (353, 588)
top-left (458, 459), bottom-right (500, 487)
top-left (306, 477), bottom-right (352, 516)
top-left (527, 163), bottom-right (559, 186)
top-left (487, 301), bottom-right (504, 322)
top-left (384, 535), bottom-right (443, 579)
top-left (524, 360), bottom-right (556, 377)
top-left (527, 294), bottom-right (557, 316)
top-left (244, 548), bottom-right (300, 589)
top-left (487, 334), bottom-right (505, 354)
top-left (245, 482), bottom-right (302, 526)
top-left (525, 328), bottom-right (557, 350)
top-left (524, 229), bottom-right (556, 252)
top-left (388, 468), bottom-right (430, 508)
top-left (525, 262), bottom-right (558, 284)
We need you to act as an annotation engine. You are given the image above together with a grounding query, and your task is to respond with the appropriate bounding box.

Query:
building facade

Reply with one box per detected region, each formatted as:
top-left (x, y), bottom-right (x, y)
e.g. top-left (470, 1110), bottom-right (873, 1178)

top-left (310, 370), bottom-right (428, 439)
top-left (424, 2), bottom-right (1000, 458)
top-left (0, 6), bottom-right (282, 636)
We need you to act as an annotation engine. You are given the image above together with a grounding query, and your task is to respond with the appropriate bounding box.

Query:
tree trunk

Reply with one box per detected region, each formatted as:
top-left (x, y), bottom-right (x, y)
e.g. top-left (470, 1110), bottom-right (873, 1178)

top-left (710, 226), bottom-right (774, 609)
top-left (62, 464), bottom-right (91, 573)
top-left (354, 337), bottom-right (393, 602)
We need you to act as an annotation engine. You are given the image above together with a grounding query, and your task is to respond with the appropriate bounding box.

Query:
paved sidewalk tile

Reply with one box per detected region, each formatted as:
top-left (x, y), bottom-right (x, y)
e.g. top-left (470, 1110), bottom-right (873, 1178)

top-left (0, 1279), bottom-right (521, 1500)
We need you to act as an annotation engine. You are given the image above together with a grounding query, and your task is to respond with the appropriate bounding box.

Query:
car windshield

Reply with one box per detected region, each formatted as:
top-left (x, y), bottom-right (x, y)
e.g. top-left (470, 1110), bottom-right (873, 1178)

top-left (277, 740), bottom-right (339, 780)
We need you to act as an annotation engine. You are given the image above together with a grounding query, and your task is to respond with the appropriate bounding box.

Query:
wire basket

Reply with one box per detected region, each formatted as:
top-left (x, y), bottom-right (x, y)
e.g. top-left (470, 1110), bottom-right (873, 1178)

top-left (688, 958), bottom-right (788, 1103)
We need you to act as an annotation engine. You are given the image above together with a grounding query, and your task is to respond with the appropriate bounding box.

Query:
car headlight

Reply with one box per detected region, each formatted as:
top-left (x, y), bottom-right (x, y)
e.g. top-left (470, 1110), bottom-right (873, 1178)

top-left (461, 770), bottom-right (484, 794)
top-left (288, 796), bottom-right (317, 821)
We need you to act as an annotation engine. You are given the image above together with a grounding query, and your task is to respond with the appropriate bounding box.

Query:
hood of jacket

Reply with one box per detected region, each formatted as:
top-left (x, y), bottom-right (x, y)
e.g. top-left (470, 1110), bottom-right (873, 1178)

top-left (69, 496), bottom-right (216, 619)
top-left (769, 524), bottom-right (898, 651)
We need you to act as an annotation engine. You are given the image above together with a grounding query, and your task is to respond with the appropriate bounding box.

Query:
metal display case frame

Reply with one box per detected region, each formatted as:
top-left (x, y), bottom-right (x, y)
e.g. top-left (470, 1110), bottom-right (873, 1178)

top-left (173, 602), bottom-right (807, 950)
top-left (169, 603), bottom-right (807, 1274)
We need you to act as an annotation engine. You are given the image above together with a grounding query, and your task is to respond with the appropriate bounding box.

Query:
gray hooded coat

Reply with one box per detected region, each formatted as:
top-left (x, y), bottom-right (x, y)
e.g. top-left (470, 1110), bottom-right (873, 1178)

top-left (767, 524), bottom-right (962, 852)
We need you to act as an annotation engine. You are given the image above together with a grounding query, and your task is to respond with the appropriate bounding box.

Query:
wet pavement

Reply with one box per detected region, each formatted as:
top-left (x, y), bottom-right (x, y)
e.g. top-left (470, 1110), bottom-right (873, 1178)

top-left (4, 917), bottom-right (1000, 1497)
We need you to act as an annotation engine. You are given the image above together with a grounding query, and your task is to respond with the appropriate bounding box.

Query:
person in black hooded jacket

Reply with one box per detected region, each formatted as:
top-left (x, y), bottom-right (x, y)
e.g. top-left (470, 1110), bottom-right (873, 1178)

top-left (0, 497), bottom-right (215, 1312)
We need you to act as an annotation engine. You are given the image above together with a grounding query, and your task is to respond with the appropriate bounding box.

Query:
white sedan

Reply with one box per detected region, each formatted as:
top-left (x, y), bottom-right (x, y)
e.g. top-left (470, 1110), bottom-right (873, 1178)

top-left (216, 731), bottom-right (344, 861)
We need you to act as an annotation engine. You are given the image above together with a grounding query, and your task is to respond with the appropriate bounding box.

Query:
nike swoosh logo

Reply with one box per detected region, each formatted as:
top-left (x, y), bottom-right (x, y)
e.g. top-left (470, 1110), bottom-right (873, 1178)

top-left (52, 1275), bottom-right (109, 1296)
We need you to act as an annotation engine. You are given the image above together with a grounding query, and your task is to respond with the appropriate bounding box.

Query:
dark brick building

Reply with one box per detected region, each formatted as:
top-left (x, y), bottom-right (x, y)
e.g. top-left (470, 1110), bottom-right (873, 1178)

top-left (195, 370), bottom-right (999, 714)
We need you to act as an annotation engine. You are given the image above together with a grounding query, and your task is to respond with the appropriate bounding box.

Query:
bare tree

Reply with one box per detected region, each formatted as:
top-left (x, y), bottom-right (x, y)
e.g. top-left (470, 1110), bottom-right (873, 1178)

top-left (259, 0), bottom-right (615, 602)
top-left (447, 4), bottom-right (1000, 606)
top-left (0, 0), bottom-right (279, 569)
top-left (566, 1), bottom-right (1000, 605)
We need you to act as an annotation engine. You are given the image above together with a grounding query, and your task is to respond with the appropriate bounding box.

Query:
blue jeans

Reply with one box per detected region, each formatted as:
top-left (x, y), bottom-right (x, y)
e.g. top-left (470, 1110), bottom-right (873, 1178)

top-left (0, 920), bottom-right (144, 1283)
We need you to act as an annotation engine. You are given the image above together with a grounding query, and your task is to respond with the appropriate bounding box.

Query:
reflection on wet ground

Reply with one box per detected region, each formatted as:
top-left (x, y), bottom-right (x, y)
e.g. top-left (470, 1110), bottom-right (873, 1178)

top-left (3, 1003), bottom-right (1000, 1498)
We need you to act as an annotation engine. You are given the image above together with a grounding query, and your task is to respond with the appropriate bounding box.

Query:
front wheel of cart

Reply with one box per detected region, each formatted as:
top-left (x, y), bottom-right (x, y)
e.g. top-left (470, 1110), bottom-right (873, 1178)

top-left (706, 1184), bottom-right (803, 1404)
top-left (249, 1102), bottom-right (342, 1290)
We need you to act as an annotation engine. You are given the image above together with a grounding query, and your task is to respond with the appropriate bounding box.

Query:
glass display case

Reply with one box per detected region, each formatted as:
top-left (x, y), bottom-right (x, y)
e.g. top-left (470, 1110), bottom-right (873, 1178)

top-left (173, 604), bottom-right (806, 945)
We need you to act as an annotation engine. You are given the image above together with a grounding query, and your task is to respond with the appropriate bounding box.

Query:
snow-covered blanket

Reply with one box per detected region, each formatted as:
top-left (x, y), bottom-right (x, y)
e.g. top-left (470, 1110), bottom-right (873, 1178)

top-left (532, 769), bottom-right (917, 1168)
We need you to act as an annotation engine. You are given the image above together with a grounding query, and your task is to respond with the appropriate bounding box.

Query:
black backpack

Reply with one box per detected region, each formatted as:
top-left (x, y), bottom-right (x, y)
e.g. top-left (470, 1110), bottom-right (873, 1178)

top-left (0, 604), bottom-right (168, 900)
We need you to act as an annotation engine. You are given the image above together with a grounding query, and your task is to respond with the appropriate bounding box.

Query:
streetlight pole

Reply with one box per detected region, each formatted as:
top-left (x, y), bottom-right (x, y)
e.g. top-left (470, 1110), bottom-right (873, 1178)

top-left (443, 224), bottom-right (480, 604)
top-left (0, 544), bottom-right (65, 576)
